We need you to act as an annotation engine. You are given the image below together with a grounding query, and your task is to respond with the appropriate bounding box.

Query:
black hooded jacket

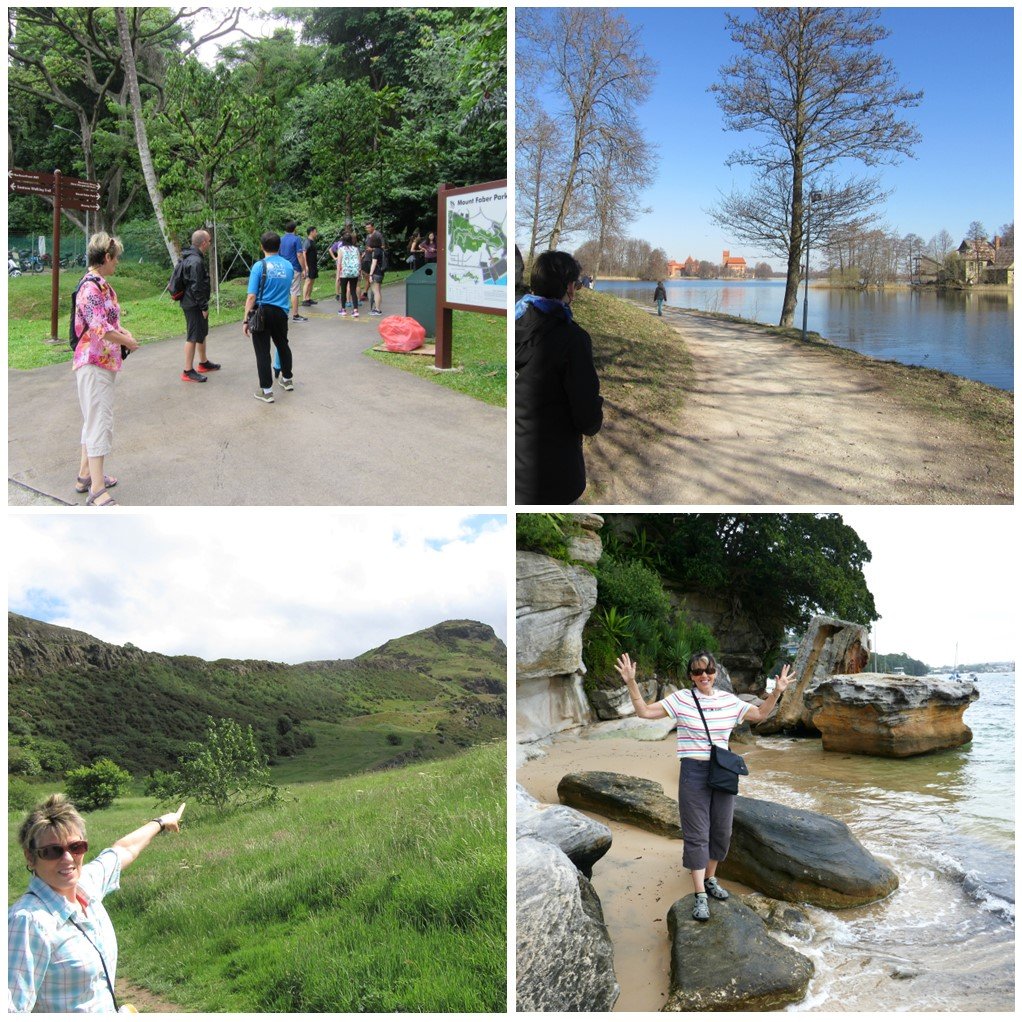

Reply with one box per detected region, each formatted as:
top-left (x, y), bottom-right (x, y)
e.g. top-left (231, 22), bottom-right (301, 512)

top-left (515, 303), bottom-right (603, 503)
top-left (179, 245), bottom-right (210, 311)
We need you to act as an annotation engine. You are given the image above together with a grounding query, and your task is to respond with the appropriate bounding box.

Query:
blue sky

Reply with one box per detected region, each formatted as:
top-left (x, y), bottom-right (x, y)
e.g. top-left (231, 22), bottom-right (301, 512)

top-left (8, 512), bottom-right (508, 663)
top-left (521, 7), bottom-right (1014, 266)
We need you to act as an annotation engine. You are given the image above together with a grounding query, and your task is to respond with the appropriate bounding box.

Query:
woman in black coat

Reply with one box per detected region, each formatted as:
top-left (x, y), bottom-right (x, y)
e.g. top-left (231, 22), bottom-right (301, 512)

top-left (515, 251), bottom-right (603, 504)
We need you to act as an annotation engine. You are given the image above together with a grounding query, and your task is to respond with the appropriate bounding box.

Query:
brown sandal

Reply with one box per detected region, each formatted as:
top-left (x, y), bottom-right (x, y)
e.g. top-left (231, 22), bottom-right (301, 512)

top-left (85, 487), bottom-right (118, 507)
top-left (76, 474), bottom-right (117, 493)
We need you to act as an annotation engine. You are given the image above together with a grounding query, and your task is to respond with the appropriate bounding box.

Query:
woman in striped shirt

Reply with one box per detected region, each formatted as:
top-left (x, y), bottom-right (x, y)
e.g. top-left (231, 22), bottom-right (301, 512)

top-left (616, 650), bottom-right (792, 920)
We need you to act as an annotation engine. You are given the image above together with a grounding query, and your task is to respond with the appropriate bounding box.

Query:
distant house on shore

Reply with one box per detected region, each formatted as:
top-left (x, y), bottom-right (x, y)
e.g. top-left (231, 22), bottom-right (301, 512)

top-left (721, 249), bottom-right (748, 278)
top-left (667, 256), bottom-right (701, 278)
top-left (913, 235), bottom-right (1013, 287)
top-left (666, 259), bottom-right (685, 278)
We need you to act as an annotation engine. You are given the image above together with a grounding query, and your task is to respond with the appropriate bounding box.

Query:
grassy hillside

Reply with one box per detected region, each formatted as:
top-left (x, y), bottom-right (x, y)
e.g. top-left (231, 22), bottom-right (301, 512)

top-left (8, 613), bottom-right (506, 778)
top-left (8, 742), bottom-right (506, 1012)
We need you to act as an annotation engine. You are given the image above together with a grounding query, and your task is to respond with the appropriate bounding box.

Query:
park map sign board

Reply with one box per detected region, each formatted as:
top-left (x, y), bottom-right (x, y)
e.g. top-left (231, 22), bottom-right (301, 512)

top-left (434, 179), bottom-right (507, 369)
top-left (9, 168), bottom-right (101, 340)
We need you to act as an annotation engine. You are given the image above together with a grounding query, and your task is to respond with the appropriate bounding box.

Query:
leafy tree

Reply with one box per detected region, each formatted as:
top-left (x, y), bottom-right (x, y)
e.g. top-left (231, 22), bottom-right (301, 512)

top-left (710, 9), bottom-right (922, 325)
top-left (64, 757), bottom-right (132, 812)
top-left (144, 716), bottom-right (280, 811)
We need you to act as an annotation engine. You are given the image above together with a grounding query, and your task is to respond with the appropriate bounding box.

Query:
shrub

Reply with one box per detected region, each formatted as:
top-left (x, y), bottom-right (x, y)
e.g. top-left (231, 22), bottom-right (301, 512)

top-left (516, 514), bottom-right (574, 560)
top-left (596, 556), bottom-right (672, 620)
top-left (386, 733), bottom-right (403, 746)
top-left (8, 778), bottom-right (36, 812)
top-left (64, 758), bottom-right (132, 812)
top-left (8, 746), bottom-right (42, 778)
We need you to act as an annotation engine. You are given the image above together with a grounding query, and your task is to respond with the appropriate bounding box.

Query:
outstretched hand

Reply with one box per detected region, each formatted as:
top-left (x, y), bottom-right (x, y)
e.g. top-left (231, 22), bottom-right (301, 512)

top-left (774, 664), bottom-right (795, 693)
top-left (615, 653), bottom-right (637, 685)
top-left (161, 803), bottom-right (186, 833)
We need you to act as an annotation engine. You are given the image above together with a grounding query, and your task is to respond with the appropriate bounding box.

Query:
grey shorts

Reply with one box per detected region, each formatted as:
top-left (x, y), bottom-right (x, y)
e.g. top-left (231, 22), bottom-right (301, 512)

top-left (678, 758), bottom-right (736, 871)
top-left (76, 363), bottom-right (117, 457)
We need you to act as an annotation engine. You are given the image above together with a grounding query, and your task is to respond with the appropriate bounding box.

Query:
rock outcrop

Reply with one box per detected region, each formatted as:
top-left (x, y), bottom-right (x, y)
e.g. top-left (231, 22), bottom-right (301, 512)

top-left (516, 837), bottom-right (619, 1012)
top-left (557, 771), bottom-right (898, 908)
top-left (754, 615), bottom-right (870, 735)
top-left (804, 673), bottom-right (979, 757)
top-left (516, 516), bottom-right (603, 743)
top-left (557, 772), bottom-right (682, 839)
top-left (664, 895), bottom-right (813, 1011)
top-left (516, 784), bottom-right (612, 878)
top-left (723, 796), bottom-right (899, 908)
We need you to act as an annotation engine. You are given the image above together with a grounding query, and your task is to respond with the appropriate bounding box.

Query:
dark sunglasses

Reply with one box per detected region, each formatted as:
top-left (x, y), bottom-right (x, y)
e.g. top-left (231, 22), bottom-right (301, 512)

top-left (690, 668), bottom-right (717, 677)
top-left (34, 841), bottom-right (89, 860)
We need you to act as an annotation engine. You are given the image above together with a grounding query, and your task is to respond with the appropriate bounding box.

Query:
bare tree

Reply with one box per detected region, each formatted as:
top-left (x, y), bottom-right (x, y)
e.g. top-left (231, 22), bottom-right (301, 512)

top-left (927, 229), bottom-right (955, 262)
top-left (516, 107), bottom-right (568, 266)
top-left (518, 9), bottom-right (656, 251)
top-left (710, 9), bottom-right (922, 325)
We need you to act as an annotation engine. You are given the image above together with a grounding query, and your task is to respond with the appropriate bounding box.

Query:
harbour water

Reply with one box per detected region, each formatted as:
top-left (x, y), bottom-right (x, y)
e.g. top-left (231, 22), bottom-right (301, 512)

top-left (597, 279), bottom-right (1014, 391)
top-left (517, 671), bottom-right (1014, 1012)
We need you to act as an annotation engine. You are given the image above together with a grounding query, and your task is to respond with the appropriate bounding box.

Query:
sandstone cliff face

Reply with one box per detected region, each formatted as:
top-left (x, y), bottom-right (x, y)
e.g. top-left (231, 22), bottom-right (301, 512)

top-left (516, 515), bottom-right (602, 743)
top-left (804, 673), bottom-right (979, 757)
top-left (754, 615), bottom-right (870, 735)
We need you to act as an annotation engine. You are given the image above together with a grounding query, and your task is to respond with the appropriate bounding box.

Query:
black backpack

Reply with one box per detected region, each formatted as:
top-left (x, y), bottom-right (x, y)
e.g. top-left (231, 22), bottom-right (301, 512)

top-left (167, 258), bottom-right (187, 301)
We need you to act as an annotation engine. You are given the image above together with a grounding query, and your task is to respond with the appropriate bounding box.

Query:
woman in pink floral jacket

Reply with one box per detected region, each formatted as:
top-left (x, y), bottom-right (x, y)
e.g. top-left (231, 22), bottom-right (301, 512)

top-left (72, 234), bottom-right (139, 506)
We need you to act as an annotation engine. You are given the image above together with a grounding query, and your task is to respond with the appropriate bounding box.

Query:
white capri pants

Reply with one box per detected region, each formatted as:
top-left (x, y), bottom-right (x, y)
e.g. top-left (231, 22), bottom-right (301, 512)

top-left (76, 363), bottom-right (117, 457)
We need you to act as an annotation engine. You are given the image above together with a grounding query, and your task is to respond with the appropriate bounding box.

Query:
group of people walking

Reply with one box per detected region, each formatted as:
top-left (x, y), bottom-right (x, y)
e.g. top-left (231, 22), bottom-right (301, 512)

top-left (69, 219), bottom-right (404, 505)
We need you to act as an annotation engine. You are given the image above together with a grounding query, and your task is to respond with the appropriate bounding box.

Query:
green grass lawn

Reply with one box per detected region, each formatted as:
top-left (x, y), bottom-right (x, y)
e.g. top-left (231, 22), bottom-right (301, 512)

top-left (8, 742), bottom-right (506, 1012)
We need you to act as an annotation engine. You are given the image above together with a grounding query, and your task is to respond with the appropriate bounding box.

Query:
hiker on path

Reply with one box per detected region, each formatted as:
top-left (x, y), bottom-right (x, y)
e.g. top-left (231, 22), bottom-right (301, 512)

top-left (616, 651), bottom-right (792, 921)
top-left (653, 280), bottom-right (667, 316)
top-left (336, 232), bottom-right (362, 318)
top-left (364, 221), bottom-right (385, 316)
top-left (300, 226), bottom-right (320, 307)
top-left (71, 233), bottom-right (139, 507)
top-left (278, 221), bottom-right (308, 322)
top-left (8, 794), bottom-right (186, 1012)
top-left (179, 229), bottom-right (221, 382)
top-left (244, 231), bottom-right (295, 404)
top-left (515, 249), bottom-right (603, 504)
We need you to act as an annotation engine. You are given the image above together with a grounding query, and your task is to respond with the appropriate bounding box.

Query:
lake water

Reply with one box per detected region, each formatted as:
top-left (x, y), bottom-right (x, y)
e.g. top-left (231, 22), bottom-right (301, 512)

top-left (750, 671), bottom-right (1014, 1011)
top-left (597, 279), bottom-right (1014, 391)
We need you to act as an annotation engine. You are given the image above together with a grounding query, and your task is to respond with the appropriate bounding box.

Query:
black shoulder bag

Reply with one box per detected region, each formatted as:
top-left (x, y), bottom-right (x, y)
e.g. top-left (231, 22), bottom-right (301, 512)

top-left (248, 260), bottom-right (267, 332)
top-left (692, 689), bottom-right (749, 795)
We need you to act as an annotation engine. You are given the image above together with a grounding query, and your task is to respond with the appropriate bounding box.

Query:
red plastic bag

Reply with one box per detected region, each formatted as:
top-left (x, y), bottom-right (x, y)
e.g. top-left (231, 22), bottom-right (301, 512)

top-left (378, 315), bottom-right (425, 352)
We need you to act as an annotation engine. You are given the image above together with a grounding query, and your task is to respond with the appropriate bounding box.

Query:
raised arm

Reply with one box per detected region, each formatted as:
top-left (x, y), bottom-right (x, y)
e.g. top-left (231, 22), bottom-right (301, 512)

top-left (615, 653), bottom-right (668, 719)
top-left (113, 803), bottom-right (185, 870)
top-left (743, 664), bottom-right (794, 723)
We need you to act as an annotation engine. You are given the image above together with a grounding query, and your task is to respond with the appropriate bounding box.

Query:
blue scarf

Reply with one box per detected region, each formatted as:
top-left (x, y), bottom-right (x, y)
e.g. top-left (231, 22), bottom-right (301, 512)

top-left (514, 293), bottom-right (573, 322)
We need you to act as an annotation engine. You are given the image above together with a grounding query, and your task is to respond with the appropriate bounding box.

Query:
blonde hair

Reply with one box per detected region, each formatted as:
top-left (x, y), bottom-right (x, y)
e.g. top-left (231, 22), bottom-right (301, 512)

top-left (87, 232), bottom-right (124, 269)
top-left (19, 793), bottom-right (87, 856)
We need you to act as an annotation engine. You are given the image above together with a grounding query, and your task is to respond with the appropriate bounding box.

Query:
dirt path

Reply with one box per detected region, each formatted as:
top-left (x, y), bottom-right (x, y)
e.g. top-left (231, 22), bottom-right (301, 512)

top-left (116, 977), bottom-right (192, 1013)
top-left (585, 307), bottom-right (1012, 504)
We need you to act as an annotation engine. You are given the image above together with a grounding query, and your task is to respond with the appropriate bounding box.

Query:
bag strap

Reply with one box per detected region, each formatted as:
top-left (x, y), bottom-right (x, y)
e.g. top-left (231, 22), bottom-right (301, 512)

top-left (691, 688), bottom-right (716, 749)
top-left (255, 259), bottom-right (267, 303)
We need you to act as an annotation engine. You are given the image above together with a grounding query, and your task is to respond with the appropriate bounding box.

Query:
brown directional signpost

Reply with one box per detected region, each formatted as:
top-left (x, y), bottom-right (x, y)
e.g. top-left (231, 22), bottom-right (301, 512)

top-left (434, 179), bottom-right (508, 369)
top-left (8, 168), bottom-right (101, 340)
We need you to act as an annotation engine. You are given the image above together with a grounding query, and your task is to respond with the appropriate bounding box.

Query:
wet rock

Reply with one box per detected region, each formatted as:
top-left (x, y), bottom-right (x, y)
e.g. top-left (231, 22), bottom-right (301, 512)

top-left (724, 796), bottom-right (899, 908)
top-left (557, 771), bottom-right (682, 839)
top-left (754, 615), bottom-right (870, 735)
top-left (742, 893), bottom-right (816, 941)
top-left (516, 837), bottom-right (619, 1011)
top-left (804, 673), bottom-right (979, 757)
top-left (664, 895), bottom-right (813, 1011)
top-left (516, 784), bottom-right (612, 878)
top-left (557, 771), bottom-right (897, 908)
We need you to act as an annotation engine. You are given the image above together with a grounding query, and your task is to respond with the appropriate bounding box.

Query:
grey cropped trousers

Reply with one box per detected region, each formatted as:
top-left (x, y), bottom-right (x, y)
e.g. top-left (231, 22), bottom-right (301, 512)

top-left (678, 757), bottom-right (736, 871)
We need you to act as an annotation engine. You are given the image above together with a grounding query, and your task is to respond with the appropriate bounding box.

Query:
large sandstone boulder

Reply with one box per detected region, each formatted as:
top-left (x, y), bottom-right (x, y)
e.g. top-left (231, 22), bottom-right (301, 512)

top-left (557, 771), bottom-right (682, 838)
top-left (723, 796), bottom-right (899, 908)
top-left (558, 772), bottom-right (898, 908)
top-left (804, 673), bottom-right (979, 757)
top-left (664, 895), bottom-right (813, 1011)
top-left (516, 837), bottom-right (619, 1012)
top-left (516, 548), bottom-right (599, 743)
top-left (754, 615), bottom-right (870, 735)
top-left (516, 784), bottom-right (612, 878)
top-left (588, 678), bottom-right (659, 720)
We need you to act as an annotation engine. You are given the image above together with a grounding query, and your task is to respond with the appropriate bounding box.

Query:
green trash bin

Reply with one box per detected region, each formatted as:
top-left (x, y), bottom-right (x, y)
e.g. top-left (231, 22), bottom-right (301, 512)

top-left (405, 263), bottom-right (437, 337)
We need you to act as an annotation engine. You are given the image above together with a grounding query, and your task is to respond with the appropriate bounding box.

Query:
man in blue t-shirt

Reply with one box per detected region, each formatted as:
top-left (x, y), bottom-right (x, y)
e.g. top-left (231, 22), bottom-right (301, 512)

top-left (277, 220), bottom-right (308, 322)
top-left (243, 231), bottom-right (295, 404)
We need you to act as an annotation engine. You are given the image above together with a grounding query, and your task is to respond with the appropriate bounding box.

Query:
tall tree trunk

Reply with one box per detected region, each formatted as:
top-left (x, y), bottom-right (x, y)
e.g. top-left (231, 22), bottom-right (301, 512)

top-left (115, 8), bottom-right (179, 264)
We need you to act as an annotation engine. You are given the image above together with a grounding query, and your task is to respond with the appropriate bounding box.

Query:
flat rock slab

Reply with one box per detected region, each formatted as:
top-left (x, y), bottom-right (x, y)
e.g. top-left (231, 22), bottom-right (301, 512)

top-left (516, 837), bottom-right (619, 1012)
top-left (665, 895), bottom-right (813, 1011)
top-left (805, 673), bottom-right (979, 757)
top-left (558, 771), bottom-right (898, 907)
top-left (516, 784), bottom-right (612, 878)
top-left (557, 770), bottom-right (682, 838)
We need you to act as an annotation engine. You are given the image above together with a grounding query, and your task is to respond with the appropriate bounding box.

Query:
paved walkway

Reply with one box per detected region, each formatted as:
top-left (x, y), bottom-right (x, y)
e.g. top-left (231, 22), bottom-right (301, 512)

top-left (8, 281), bottom-right (506, 506)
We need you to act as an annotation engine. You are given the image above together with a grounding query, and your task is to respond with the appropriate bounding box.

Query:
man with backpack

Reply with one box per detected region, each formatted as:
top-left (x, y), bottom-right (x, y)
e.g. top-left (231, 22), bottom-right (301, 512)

top-left (175, 229), bottom-right (220, 382)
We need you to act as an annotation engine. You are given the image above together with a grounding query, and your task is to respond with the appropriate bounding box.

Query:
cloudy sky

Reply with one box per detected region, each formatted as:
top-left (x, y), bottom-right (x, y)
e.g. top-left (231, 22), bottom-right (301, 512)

top-left (8, 512), bottom-right (508, 664)
top-left (839, 508), bottom-right (1016, 667)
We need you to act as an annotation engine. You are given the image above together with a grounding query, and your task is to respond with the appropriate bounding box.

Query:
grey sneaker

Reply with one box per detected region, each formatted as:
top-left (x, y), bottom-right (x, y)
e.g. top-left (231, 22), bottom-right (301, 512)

top-left (253, 390), bottom-right (274, 404)
top-left (279, 377), bottom-right (294, 392)
top-left (705, 876), bottom-right (729, 900)
top-left (692, 893), bottom-right (710, 921)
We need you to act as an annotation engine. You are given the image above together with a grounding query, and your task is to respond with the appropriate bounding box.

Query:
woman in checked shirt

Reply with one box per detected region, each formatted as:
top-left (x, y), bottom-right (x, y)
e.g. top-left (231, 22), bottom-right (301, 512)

top-left (616, 650), bottom-right (792, 920)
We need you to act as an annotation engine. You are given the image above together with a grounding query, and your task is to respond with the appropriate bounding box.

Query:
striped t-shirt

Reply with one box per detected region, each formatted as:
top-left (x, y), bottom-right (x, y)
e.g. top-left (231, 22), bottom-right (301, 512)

top-left (660, 688), bottom-right (751, 760)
